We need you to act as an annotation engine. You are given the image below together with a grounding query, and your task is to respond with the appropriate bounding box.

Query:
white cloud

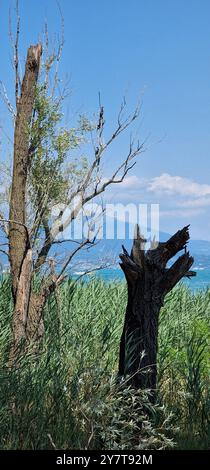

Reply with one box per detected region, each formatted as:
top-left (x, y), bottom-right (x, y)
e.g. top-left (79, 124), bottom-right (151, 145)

top-left (105, 173), bottom-right (210, 215)
top-left (108, 173), bottom-right (210, 199)
top-left (148, 173), bottom-right (210, 197)
top-left (103, 173), bottom-right (210, 240)
top-left (104, 175), bottom-right (146, 193)
top-left (119, 175), bottom-right (146, 189)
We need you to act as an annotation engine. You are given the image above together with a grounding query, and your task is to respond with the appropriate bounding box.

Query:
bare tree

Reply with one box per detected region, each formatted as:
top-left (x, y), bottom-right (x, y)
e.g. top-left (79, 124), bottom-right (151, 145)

top-left (0, 12), bottom-right (144, 361)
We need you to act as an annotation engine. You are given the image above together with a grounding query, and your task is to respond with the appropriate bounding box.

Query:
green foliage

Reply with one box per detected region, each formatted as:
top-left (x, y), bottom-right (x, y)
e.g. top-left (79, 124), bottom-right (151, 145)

top-left (80, 378), bottom-right (174, 450)
top-left (0, 279), bottom-right (209, 449)
top-left (158, 285), bottom-right (210, 448)
top-left (28, 84), bottom-right (93, 217)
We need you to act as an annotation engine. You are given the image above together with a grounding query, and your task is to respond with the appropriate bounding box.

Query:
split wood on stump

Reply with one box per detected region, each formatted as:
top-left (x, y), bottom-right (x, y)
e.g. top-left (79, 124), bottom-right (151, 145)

top-left (118, 224), bottom-right (196, 399)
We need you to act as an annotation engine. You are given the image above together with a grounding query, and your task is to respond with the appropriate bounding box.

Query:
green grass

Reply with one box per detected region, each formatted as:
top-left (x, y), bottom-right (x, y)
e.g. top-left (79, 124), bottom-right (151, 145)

top-left (0, 277), bottom-right (209, 449)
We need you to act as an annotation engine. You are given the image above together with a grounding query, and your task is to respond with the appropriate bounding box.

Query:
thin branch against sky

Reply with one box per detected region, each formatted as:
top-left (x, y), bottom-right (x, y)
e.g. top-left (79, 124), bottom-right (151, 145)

top-left (0, 0), bottom-right (210, 239)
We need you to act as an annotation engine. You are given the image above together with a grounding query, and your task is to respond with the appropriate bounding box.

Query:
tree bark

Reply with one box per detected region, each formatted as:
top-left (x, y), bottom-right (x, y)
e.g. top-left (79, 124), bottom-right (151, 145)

top-left (9, 44), bottom-right (42, 299)
top-left (9, 288), bottom-right (47, 363)
top-left (118, 225), bottom-right (195, 397)
top-left (8, 44), bottom-right (42, 358)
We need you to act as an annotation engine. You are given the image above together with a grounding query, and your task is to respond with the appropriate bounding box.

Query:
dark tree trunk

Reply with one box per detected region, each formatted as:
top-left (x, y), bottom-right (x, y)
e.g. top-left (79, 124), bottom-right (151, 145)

top-left (9, 44), bottom-right (42, 300)
top-left (8, 44), bottom-right (43, 360)
top-left (9, 286), bottom-right (48, 363)
top-left (118, 225), bottom-right (195, 397)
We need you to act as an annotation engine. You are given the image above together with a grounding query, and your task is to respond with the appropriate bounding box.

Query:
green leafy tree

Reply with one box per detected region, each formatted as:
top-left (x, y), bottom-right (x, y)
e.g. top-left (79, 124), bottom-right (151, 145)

top-left (0, 14), bottom-right (142, 360)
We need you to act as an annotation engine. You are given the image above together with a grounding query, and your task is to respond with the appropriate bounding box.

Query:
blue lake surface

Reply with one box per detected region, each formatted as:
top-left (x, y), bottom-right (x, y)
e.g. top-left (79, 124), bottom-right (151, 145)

top-left (75, 267), bottom-right (210, 291)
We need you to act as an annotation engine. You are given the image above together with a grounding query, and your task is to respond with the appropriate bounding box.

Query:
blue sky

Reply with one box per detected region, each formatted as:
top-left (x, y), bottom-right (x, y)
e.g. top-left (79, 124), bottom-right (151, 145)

top-left (1, 0), bottom-right (210, 240)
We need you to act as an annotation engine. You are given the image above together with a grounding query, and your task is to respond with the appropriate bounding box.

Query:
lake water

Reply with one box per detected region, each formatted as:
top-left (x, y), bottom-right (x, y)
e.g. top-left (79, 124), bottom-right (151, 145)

top-left (77, 266), bottom-right (210, 291)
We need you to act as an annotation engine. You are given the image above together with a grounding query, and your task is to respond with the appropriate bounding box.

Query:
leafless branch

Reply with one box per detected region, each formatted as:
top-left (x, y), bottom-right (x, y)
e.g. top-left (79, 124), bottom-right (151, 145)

top-left (0, 212), bottom-right (9, 236)
top-left (71, 262), bottom-right (111, 286)
top-left (8, 1), bottom-right (21, 108)
top-left (0, 81), bottom-right (16, 118)
top-left (97, 92), bottom-right (105, 139)
top-left (48, 105), bottom-right (144, 245)
top-left (52, 238), bottom-right (82, 245)
top-left (78, 99), bottom-right (142, 197)
top-left (33, 217), bottom-right (52, 272)
top-left (30, 191), bottom-right (50, 242)
top-left (15, 0), bottom-right (20, 106)
top-left (56, 238), bottom-right (92, 285)
top-left (30, 95), bottom-right (143, 280)
top-left (82, 138), bottom-right (145, 204)
top-left (50, 2), bottom-right (65, 98)
top-left (0, 249), bottom-right (9, 258)
top-left (43, 22), bottom-right (50, 88)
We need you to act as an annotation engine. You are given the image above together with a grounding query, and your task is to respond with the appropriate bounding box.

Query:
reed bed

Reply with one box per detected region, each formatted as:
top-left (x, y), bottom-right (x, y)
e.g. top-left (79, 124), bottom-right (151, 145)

top-left (0, 277), bottom-right (209, 449)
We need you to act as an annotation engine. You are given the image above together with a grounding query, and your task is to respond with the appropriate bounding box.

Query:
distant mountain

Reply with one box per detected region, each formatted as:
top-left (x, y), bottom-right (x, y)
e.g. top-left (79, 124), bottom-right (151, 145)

top-left (1, 226), bottom-right (210, 274)
top-left (67, 227), bottom-right (210, 272)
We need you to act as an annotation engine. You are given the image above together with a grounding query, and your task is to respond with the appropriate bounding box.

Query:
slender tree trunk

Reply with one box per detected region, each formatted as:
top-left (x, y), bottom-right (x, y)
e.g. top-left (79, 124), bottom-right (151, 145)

top-left (25, 292), bottom-right (46, 342)
top-left (10, 248), bottom-right (33, 347)
top-left (8, 44), bottom-right (42, 358)
top-left (9, 289), bottom-right (47, 362)
top-left (118, 225), bottom-right (195, 397)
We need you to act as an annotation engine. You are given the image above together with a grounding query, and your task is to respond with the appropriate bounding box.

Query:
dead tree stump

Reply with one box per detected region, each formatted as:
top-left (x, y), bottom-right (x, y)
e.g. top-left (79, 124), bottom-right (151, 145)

top-left (118, 225), bottom-right (196, 396)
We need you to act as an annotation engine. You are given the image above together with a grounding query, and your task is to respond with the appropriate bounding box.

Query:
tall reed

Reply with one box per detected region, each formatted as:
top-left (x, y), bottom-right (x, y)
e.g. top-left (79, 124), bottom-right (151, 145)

top-left (0, 277), bottom-right (209, 449)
